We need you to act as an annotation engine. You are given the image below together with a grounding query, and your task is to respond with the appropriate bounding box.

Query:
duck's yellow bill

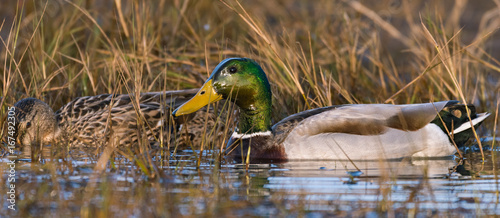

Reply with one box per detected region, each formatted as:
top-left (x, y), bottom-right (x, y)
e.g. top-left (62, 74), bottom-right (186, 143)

top-left (172, 79), bottom-right (223, 116)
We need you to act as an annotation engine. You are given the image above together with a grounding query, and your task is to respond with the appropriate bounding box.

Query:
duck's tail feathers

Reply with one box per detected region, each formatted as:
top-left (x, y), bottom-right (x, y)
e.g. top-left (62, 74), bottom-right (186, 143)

top-left (453, 112), bottom-right (490, 134)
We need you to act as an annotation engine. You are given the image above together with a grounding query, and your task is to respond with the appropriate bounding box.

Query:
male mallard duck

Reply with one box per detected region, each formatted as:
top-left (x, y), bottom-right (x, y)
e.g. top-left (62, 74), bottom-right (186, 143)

top-left (11, 89), bottom-right (225, 148)
top-left (172, 58), bottom-right (490, 161)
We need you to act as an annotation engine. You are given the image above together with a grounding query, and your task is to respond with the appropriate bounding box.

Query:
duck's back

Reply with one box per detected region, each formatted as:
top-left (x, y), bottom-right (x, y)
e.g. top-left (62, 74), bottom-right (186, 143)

top-left (278, 101), bottom-right (467, 160)
top-left (55, 89), bottom-right (221, 147)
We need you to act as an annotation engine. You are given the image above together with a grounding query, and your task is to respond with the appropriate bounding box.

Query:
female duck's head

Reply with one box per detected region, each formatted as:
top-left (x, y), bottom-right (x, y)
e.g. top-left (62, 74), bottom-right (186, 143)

top-left (173, 58), bottom-right (272, 115)
top-left (12, 98), bottom-right (60, 146)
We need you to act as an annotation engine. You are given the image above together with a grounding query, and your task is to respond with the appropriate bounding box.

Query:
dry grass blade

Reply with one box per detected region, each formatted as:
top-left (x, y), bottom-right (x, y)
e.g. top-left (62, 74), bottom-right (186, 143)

top-left (385, 26), bottom-right (499, 103)
top-left (220, 0), bottom-right (309, 107)
top-left (64, 0), bottom-right (116, 52)
top-left (344, 0), bottom-right (412, 48)
top-left (420, 17), bottom-right (485, 160)
top-left (114, 0), bottom-right (130, 37)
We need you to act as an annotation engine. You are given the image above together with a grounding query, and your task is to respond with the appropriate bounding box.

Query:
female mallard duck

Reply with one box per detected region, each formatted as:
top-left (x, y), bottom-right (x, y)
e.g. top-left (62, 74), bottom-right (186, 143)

top-left (12, 89), bottom-right (225, 148)
top-left (172, 58), bottom-right (490, 161)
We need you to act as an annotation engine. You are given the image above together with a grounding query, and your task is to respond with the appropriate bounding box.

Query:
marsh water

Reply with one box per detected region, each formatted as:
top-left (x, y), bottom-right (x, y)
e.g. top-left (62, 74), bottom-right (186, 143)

top-left (1, 138), bottom-right (500, 217)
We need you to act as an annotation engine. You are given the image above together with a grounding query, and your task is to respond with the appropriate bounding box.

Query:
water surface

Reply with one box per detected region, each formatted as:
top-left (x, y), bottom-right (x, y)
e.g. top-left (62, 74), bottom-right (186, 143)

top-left (2, 140), bottom-right (500, 217)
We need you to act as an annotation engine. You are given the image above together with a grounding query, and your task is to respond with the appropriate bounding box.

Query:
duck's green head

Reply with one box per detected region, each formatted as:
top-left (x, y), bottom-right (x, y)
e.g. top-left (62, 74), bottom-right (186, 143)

top-left (173, 58), bottom-right (272, 116)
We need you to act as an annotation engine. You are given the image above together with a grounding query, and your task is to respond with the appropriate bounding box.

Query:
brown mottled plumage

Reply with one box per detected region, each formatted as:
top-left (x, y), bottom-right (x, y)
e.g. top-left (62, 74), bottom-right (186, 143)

top-left (11, 89), bottom-right (227, 148)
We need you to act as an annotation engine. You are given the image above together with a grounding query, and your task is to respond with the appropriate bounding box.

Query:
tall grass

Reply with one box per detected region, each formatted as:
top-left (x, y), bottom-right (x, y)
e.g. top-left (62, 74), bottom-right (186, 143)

top-left (1, 0), bottom-right (499, 217)
top-left (1, 0), bottom-right (499, 120)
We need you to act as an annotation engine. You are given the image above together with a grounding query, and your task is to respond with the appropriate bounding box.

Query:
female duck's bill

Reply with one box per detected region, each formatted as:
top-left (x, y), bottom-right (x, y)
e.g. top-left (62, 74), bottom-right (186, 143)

top-left (172, 57), bottom-right (490, 162)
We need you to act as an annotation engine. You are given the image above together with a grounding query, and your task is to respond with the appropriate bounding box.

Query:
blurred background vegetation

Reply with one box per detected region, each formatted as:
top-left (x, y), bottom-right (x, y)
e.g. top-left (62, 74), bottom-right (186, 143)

top-left (1, 0), bottom-right (499, 129)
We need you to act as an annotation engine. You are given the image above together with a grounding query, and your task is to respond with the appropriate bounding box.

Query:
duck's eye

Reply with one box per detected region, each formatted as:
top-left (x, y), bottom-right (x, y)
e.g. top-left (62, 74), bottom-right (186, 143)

top-left (452, 109), bottom-right (462, 118)
top-left (26, 122), bottom-right (31, 129)
top-left (229, 66), bottom-right (238, 74)
top-left (200, 90), bottom-right (206, 95)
